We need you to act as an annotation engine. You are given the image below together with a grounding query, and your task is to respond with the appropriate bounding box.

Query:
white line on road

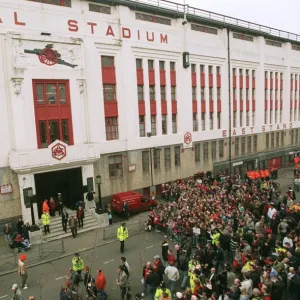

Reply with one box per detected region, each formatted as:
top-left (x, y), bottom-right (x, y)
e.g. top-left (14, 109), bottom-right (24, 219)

top-left (55, 276), bottom-right (66, 280)
top-left (104, 259), bottom-right (114, 264)
top-left (145, 245), bottom-right (153, 249)
top-left (0, 295), bottom-right (8, 299)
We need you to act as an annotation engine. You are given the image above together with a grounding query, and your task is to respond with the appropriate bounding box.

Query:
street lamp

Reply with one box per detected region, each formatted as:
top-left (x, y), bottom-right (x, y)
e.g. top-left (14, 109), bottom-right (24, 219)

top-left (95, 175), bottom-right (103, 214)
top-left (27, 189), bottom-right (40, 231)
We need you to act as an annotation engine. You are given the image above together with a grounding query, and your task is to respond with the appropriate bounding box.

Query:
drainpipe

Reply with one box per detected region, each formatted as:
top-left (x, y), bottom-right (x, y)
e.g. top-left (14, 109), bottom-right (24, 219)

top-left (227, 28), bottom-right (232, 177)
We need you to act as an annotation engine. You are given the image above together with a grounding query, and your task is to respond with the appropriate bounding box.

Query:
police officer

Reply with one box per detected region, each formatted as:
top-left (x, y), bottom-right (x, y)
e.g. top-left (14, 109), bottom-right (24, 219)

top-left (117, 223), bottom-right (129, 254)
top-left (41, 211), bottom-right (50, 235)
top-left (72, 253), bottom-right (84, 280)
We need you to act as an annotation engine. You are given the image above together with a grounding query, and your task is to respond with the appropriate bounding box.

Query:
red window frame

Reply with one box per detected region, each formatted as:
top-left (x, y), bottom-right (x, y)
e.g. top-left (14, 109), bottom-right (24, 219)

top-left (32, 79), bottom-right (74, 149)
top-left (105, 117), bottom-right (119, 140)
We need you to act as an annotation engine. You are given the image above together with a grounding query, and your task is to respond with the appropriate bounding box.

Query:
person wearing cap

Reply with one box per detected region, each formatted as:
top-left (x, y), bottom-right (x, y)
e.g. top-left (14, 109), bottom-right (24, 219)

top-left (117, 223), bottom-right (129, 254)
top-left (41, 210), bottom-right (50, 235)
top-left (11, 284), bottom-right (23, 300)
top-left (72, 253), bottom-right (84, 280)
top-left (18, 254), bottom-right (28, 289)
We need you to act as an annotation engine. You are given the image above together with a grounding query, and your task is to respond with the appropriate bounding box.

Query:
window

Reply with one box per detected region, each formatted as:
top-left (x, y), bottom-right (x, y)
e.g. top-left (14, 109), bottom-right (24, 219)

top-left (239, 69), bottom-right (243, 76)
top-left (266, 133), bottom-right (270, 149)
top-left (241, 137), bottom-right (245, 155)
top-left (172, 114), bottom-right (177, 134)
top-left (217, 66), bottom-right (221, 74)
top-left (265, 71), bottom-right (268, 79)
top-left (142, 151), bottom-right (149, 172)
top-left (235, 138), bottom-right (239, 156)
top-left (28, 0), bottom-right (71, 7)
top-left (239, 89), bottom-right (243, 101)
top-left (170, 62), bottom-right (175, 71)
top-left (240, 112), bottom-right (243, 127)
top-left (291, 130), bottom-right (294, 145)
top-left (136, 58), bottom-right (142, 69)
top-left (148, 60), bottom-right (154, 69)
top-left (253, 88), bottom-right (255, 100)
top-left (219, 140), bottom-right (224, 158)
top-left (101, 56), bottom-right (114, 67)
top-left (162, 115), bottom-right (167, 135)
top-left (296, 129), bottom-right (299, 144)
top-left (217, 87), bottom-right (221, 99)
top-left (276, 132), bottom-right (280, 147)
top-left (153, 149), bottom-right (160, 170)
top-left (201, 112), bottom-right (206, 130)
top-left (208, 66), bottom-right (213, 74)
top-left (252, 70), bottom-right (255, 78)
top-left (280, 110), bottom-right (282, 122)
top-left (164, 148), bottom-right (171, 168)
top-left (209, 88), bottom-right (213, 100)
top-left (217, 112), bottom-right (221, 129)
top-left (246, 111), bottom-right (249, 126)
top-left (149, 85), bottom-right (155, 100)
top-left (201, 87), bottom-right (205, 100)
top-left (137, 85), bottom-right (144, 101)
top-left (159, 61), bottom-right (165, 70)
top-left (210, 112), bottom-right (214, 130)
top-left (253, 135), bottom-right (257, 151)
top-left (33, 80), bottom-right (73, 148)
top-left (135, 12), bottom-right (171, 26)
top-left (203, 142), bottom-right (208, 159)
top-left (192, 87), bottom-right (197, 101)
top-left (108, 155), bottom-right (123, 177)
top-left (247, 136), bottom-right (252, 153)
top-left (193, 113), bottom-right (198, 131)
top-left (103, 84), bottom-right (117, 101)
top-left (233, 88), bottom-right (236, 100)
top-left (191, 24), bottom-right (218, 35)
top-left (233, 68), bottom-right (236, 76)
top-left (191, 64), bottom-right (196, 73)
top-left (174, 146), bottom-right (181, 166)
top-left (233, 112), bottom-right (237, 128)
top-left (252, 111), bottom-right (255, 126)
top-left (151, 116), bottom-right (156, 136)
top-left (246, 88), bottom-right (249, 101)
top-left (160, 86), bottom-right (166, 101)
top-left (246, 69), bottom-right (249, 76)
top-left (211, 141), bottom-right (216, 160)
top-left (105, 117), bottom-right (119, 140)
top-left (195, 143), bottom-right (201, 162)
top-left (171, 86), bottom-right (176, 101)
top-left (139, 116), bottom-right (145, 137)
top-left (200, 65), bottom-right (205, 73)
top-left (281, 131), bottom-right (284, 146)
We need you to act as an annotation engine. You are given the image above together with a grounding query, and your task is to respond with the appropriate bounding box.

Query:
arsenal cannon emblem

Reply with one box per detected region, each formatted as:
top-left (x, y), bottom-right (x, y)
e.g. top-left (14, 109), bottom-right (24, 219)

top-left (51, 143), bottom-right (67, 161)
top-left (184, 132), bottom-right (192, 145)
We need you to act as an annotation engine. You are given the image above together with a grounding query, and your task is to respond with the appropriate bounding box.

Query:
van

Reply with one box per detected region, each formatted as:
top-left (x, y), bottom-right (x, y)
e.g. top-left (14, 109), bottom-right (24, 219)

top-left (111, 191), bottom-right (157, 216)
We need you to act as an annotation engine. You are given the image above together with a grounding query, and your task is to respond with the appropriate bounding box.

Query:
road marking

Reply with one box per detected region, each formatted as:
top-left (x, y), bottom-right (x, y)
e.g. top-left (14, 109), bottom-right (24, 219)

top-left (55, 276), bottom-right (66, 280)
top-left (145, 245), bottom-right (153, 249)
top-left (104, 259), bottom-right (114, 264)
top-left (0, 295), bottom-right (8, 299)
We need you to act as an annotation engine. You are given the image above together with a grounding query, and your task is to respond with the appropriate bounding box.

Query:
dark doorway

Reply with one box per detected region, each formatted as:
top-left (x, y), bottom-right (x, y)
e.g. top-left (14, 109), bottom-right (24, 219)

top-left (34, 167), bottom-right (83, 217)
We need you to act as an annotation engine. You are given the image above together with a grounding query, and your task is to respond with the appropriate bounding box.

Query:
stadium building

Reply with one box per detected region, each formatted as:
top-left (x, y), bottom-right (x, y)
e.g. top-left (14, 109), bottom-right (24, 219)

top-left (0, 0), bottom-right (300, 224)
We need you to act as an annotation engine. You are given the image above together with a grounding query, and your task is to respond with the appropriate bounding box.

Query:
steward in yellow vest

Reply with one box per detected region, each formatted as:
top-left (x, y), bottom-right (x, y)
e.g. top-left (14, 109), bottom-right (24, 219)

top-left (117, 223), bottom-right (129, 254)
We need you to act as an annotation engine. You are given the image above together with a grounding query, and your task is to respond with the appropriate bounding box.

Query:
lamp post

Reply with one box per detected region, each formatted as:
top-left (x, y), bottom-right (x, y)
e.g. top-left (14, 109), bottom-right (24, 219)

top-left (28, 189), bottom-right (39, 231)
top-left (95, 175), bottom-right (103, 213)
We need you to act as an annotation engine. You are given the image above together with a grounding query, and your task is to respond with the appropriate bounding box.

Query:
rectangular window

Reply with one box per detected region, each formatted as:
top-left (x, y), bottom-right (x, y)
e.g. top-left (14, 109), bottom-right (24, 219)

top-left (59, 84), bottom-right (66, 104)
top-left (193, 113), bottom-right (198, 131)
top-left (266, 133), bottom-right (270, 149)
top-left (247, 136), bottom-right (252, 153)
top-left (170, 62), bottom-right (175, 71)
top-left (149, 85), bottom-right (155, 100)
top-left (253, 135), bottom-right (257, 152)
top-left (208, 66), bottom-right (213, 74)
top-left (35, 83), bottom-right (44, 105)
top-left (291, 130), bottom-right (294, 145)
top-left (276, 132), bottom-right (280, 147)
top-left (201, 87), bottom-right (205, 100)
top-left (246, 69), bottom-right (249, 76)
top-left (108, 155), bottom-right (123, 178)
top-left (217, 112), bottom-right (221, 129)
top-left (217, 66), bottom-right (221, 74)
top-left (233, 68), bottom-right (236, 76)
top-left (139, 116), bottom-right (145, 137)
top-left (210, 112), bottom-right (214, 130)
top-left (61, 119), bottom-right (69, 144)
top-left (203, 142), bottom-right (208, 160)
top-left (219, 140), bottom-right (224, 158)
top-left (164, 148), bottom-right (171, 168)
top-left (105, 117), bottom-right (119, 140)
top-left (233, 112), bottom-right (237, 128)
top-left (240, 112), bottom-right (243, 127)
top-left (162, 115), bottom-right (167, 135)
top-left (151, 116), bottom-right (156, 136)
top-left (241, 137), bottom-right (245, 155)
top-left (246, 88), bottom-right (249, 101)
top-left (148, 60), bottom-right (154, 69)
top-left (28, 0), bottom-right (72, 7)
top-left (233, 88), bottom-right (236, 100)
top-left (137, 85), bottom-right (144, 101)
top-left (280, 110), bottom-right (282, 122)
top-left (201, 112), bottom-right (206, 130)
top-left (191, 24), bottom-right (218, 35)
top-left (89, 4), bottom-right (111, 14)
top-left (172, 114), bottom-right (177, 134)
top-left (211, 141), bottom-right (216, 160)
top-left (101, 56), bottom-right (114, 67)
top-left (192, 86), bottom-right (197, 101)
top-left (235, 138), bottom-right (239, 156)
top-left (209, 87), bottom-right (213, 100)
top-left (171, 86), bottom-right (176, 101)
top-left (265, 71), bottom-right (268, 79)
top-left (217, 87), bottom-right (221, 99)
top-left (246, 111), bottom-right (249, 126)
top-left (160, 86), bottom-right (166, 101)
top-left (195, 143), bottom-right (201, 162)
top-left (135, 12), bottom-right (171, 26)
top-left (39, 121), bottom-right (48, 148)
top-left (253, 88), bottom-right (255, 100)
top-left (200, 65), bottom-right (205, 73)
top-left (136, 58), bottom-right (142, 69)
top-left (191, 64), bottom-right (196, 73)
top-left (174, 146), bottom-right (181, 166)
top-left (239, 88), bottom-right (243, 101)
top-left (159, 61), bottom-right (165, 70)
top-left (239, 69), bottom-right (243, 76)
top-left (252, 70), bottom-right (255, 78)
top-left (142, 151), bottom-right (149, 172)
top-left (46, 83), bottom-right (57, 104)
top-left (252, 111), bottom-right (255, 126)
top-left (153, 149), bottom-right (160, 170)
top-left (103, 84), bottom-right (117, 101)
top-left (281, 131), bottom-right (284, 146)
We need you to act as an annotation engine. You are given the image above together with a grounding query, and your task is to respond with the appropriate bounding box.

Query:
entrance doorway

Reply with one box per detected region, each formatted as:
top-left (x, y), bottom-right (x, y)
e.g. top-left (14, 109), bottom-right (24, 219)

top-left (34, 167), bottom-right (83, 217)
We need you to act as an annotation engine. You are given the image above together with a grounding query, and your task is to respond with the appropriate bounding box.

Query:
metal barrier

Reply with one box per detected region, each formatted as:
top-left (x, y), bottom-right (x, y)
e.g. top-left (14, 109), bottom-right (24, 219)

top-left (0, 240), bottom-right (65, 273)
top-left (103, 220), bottom-right (144, 240)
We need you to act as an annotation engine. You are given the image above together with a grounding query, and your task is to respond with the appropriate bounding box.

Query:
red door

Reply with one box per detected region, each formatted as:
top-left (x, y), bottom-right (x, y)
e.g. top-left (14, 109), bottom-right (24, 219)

top-left (268, 157), bottom-right (281, 169)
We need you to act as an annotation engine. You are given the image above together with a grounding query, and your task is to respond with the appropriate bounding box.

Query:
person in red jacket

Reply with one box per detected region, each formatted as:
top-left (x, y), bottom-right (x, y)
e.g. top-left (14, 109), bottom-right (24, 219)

top-left (95, 268), bottom-right (108, 298)
top-left (167, 249), bottom-right (176, 265)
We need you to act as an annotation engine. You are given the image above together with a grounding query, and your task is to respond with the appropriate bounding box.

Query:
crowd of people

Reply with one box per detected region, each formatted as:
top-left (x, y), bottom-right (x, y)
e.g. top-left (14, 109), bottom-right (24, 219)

top-left (143, 171), bottom-right (300, 300)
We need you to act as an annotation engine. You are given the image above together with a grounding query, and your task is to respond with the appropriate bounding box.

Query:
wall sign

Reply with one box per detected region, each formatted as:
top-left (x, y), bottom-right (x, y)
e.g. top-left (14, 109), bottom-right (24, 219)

top-left (52, 143), bottom-right (67, 161)
top-left (183, 132), bottom-right (192, 148)
top-left (24, 44), bottom-right (78, 68)
top-left (128, 164), bottom-right (136, 172)
top-left (0, 184), bottom-right (13, 194)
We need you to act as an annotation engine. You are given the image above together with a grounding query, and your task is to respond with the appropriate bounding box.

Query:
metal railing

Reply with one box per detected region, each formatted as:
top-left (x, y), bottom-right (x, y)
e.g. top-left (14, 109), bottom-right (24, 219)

top-left (0, 240), bottom-right (65, 273)
top-left (122, 0), bottom-right (300, 42)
